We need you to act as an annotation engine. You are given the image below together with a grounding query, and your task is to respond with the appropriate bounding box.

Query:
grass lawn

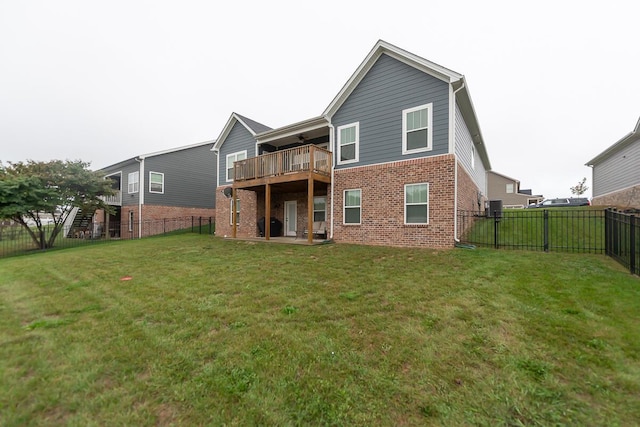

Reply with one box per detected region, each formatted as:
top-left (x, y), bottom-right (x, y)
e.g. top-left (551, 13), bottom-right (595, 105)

top-left (1, 234), bottom-right (639, 425)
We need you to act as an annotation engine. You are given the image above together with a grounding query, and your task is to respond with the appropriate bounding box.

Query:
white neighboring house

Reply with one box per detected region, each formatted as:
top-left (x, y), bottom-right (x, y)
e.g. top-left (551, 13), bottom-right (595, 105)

top-left (586, 116), bottom-right (640, 209)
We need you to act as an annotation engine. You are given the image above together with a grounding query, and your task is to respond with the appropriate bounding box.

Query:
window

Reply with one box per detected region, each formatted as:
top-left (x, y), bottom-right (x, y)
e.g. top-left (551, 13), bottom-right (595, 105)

top-left (405, 183), bottom-right (429, 224)
top-left (313, 197), bottom-right (326, 222)
top-left (226, 151), bottom-right (247, 182)
top-left (128, 171), bottom-right (139, 193)
top-left (471, 145), bottom-right (475, 170)
top-left (506, 183), bottom-right (514, 194)
top-left (337, 122), bottom-right (359, 164)
top-left (402, 103), bottom-right (432, 154)
top-left (149, 171), bottom-right (164, 193)
top-left (230, 199), bottom-right (240, 225)
top-left (343, 189), bottom-right (361, 224)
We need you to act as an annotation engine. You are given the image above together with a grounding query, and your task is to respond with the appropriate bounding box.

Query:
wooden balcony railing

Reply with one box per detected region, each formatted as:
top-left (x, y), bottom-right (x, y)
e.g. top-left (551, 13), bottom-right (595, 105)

top-left (234, 145), bottom-right (332, 182)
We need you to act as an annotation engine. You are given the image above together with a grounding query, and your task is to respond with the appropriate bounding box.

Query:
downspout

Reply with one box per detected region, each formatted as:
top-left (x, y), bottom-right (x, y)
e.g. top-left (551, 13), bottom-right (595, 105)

top-left (328, 122), bottom-right (335, 239)
top-left (135, 156), bottom-right (145, 239)
top-left (451, 80), bottom-right (466, 243)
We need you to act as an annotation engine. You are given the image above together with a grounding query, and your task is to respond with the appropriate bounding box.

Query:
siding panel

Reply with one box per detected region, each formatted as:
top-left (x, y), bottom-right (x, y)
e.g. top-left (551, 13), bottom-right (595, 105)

top-left (217, 121), bottom-right (257, 185)
top-left (454, 103), bottom-right (486, 193)
top-left (593, 139), bottom-right (640, 197)
top-left (332, 53), bottom-right (450, 168)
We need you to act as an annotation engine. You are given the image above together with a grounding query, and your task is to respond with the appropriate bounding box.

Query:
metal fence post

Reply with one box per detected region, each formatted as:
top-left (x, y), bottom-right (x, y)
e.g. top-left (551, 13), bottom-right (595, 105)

top-left (494, 212), bottom-right (499, 249)
top-left (543, 210), bottom-right (549, 252)
top-left (199, 216), bottom-right (202, 234)
top-left (630, 215), bottom-right (636, 275)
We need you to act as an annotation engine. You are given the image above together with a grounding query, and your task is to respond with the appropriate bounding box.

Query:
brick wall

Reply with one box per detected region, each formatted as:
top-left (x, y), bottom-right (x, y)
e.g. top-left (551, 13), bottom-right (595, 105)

top-left (332, 155), bottom-right (457, 248)
top-left (592, 184), bottom-right (640, 209)
top-left (215, 187), bottom-right (257, 238)
top-left (456, 162), bottom-right (486, 241)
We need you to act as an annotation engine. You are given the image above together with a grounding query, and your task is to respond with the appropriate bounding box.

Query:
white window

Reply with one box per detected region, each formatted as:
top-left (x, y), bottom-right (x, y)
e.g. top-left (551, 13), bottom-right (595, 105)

top-left (128, 171), bottom-right (139, 194)
top-left (405, 183), bottom-right (429, 224)
top-left (226, 151), bottom-right (247, 182)
top-left (506, 183), bottom-right (514, 194)
top-left (230, 199), bottom-right (240, 225)
top-left (337, 122), bottom-right (359, 165)
top-left (313, 197), bottom-right (326, 222)
top-left (149, 171), bottom-right (164, 193)
top-left (471, 145), bottom-right (475, 170)
top-left (402, 103), bottom-right (433, 154)
top-left (343, 189), bottom-right (361, 224)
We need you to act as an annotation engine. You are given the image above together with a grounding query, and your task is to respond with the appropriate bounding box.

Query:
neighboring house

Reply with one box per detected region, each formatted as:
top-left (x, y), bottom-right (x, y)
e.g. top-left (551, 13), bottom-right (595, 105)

top-left (587, 116), bottom-right (640, 209)
top-left (94, 141), bottom-right (217, 238)
top-left (487, 171), bottom-right (543, 208)
top-left (213, 40), bottom-right (492, 248)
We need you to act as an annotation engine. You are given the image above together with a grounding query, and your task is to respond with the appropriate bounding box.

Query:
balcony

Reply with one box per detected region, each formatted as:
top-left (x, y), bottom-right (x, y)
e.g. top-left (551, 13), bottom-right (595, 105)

top-left (233, 144), bottom-right (332, 189)
top-left (101, 190), bottom-right (122, 206)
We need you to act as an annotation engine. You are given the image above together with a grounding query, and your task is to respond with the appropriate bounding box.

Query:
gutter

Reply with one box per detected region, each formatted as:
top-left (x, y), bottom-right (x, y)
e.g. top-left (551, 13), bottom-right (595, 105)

top-left (135, 156), bottom-right (145, 239)
top-left (451, 79), bottom-right (466, 243)
top-left (328, 122), bottom-right (335, 239)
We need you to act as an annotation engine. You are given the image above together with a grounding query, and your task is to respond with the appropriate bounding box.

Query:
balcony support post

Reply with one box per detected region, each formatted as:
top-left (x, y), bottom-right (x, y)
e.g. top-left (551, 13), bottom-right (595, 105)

top-left (265, 183), bottom-right (271, 240)
top-left (308, 178), bottom-right (314, 244)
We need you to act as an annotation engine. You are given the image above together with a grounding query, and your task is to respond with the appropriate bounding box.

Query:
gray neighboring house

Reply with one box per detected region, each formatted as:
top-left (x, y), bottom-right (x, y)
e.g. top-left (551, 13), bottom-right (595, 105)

top-left (487, 171), bottom-right (543, 208)
top-left (587, 116), bottom-right (640, 209)
top-left (95, 141), bottom-right (217, 238)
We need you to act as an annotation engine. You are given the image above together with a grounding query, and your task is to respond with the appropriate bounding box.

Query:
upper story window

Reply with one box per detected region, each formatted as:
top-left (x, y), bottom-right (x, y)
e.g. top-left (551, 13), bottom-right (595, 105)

top-left (343, 189), bottom-right (361, 224)
top-left (337, 122), bottom-right (359, 165)
top-left (402, 103), bottom-right (433, 154)
top-left (405, 183), bottom-right (429, 224)
top-left (128, 171), bottom-right (139, 194)
top-left (149, 171), bottom-right (164, 194)
top-left (506, 183), bottom-right (514, 194)
top-left (226, 151), bottom-right (247, 182)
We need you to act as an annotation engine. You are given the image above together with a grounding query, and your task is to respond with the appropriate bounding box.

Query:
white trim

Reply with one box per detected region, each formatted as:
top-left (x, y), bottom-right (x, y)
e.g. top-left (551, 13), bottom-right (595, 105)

top-left (343, 188), bottom-right (362, 225)
top-left (328, 122), bottom-right (335, 239)
top-left (127, 171), bottom-right (140, 194)
top-left (402, 103), bottom-right (433, 155)
top-left (225, 150), bottom-right (247, 183)
top-left (148, 171), bottom-right (164, 194)
top-left (404, 183), bottom-right (429, 225)
top-left (336, 122), bottom-right (359, 165)
top-left (284, 200), bottom-right (297, 236)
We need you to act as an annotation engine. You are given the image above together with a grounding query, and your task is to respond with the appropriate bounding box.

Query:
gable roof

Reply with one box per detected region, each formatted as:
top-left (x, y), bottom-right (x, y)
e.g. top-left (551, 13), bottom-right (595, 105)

top-left (323, 39), bottom-right (490, 170)
top-left (586, 116), bottom-right (640, 166)
top-left (99, 140), bottom-right (216, 171)
top-left (212, 112), bottom-right (272, 152)
top-left (488, 170), bottom-right (520, 184)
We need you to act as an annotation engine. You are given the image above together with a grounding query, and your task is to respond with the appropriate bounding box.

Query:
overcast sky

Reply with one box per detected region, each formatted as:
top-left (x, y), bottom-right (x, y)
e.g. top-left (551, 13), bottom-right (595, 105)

top-left (1, 0), bottom-right (638, 199)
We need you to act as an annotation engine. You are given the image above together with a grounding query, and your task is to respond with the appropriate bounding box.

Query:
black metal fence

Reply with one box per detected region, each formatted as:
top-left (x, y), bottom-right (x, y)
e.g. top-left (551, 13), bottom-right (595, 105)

top-left (604, 209), bottom-right (639, 275)
top-left (0, 216), bottom-right (214, 259)
top-left (458, 209), bottom-right (605, 253)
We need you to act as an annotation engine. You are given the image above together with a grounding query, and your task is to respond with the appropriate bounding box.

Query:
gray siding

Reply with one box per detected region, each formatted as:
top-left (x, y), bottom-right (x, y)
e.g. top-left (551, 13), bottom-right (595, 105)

top-left (217, 121), bottom-right (257, 185)
top-left (102, 161), bottom-right (141, 207)
top-left (454, 103), bottom-right (486, 193)
top-left (145, 144), bottom-right (216, 209)
top-left (593, 137), bottom-right (640, 197)
top-left (332, 53), bottom-right (450, 168)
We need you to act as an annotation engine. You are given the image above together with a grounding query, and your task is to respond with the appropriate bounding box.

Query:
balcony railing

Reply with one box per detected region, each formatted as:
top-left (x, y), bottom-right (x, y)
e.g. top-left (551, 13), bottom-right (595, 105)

top-left (234, 145), bottom-right (332, 182)
top-left (101, 190), bottom-right (122, 206)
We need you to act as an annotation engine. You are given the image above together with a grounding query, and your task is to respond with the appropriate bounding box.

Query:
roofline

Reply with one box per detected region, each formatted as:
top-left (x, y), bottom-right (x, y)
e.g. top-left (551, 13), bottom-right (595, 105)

top-left (323, 40), bottom-right (463, 119)
top-left (99, 140), bottom-right (215, 171)
top-left (487, 170), bottom-right (520, 184)
top-left (256, 116), bottom-right (329, 144)
top-left (586, 116), bottom-right (640, 166)
top-left (212, 113), bottom-right (258, 152)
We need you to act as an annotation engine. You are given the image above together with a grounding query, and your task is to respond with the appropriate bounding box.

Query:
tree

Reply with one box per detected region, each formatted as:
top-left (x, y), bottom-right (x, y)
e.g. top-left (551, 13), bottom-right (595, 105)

top-left (0, 160), bottom-right (114, 249)
top-left (570, 177), bottom-right (589, 196)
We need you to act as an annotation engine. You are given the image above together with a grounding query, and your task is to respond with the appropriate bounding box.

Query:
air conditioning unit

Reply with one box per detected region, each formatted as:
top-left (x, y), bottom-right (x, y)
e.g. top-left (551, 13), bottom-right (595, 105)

top-left (486, 200), bottom-right (503, 218)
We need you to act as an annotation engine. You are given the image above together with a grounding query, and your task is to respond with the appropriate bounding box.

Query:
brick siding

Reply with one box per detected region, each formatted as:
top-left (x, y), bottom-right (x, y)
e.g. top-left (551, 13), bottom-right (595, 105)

top-left (592, 184), bottom-right (640, 209)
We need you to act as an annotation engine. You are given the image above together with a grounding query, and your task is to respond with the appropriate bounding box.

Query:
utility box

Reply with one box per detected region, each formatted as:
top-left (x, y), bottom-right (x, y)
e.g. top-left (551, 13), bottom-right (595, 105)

top-left (486, 200), bottom-right (503, 218)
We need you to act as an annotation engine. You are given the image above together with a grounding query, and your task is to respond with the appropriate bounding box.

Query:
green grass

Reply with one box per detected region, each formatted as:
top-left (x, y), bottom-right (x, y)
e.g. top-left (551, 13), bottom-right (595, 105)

top-left (1, 234), bottom-right (639, 425)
